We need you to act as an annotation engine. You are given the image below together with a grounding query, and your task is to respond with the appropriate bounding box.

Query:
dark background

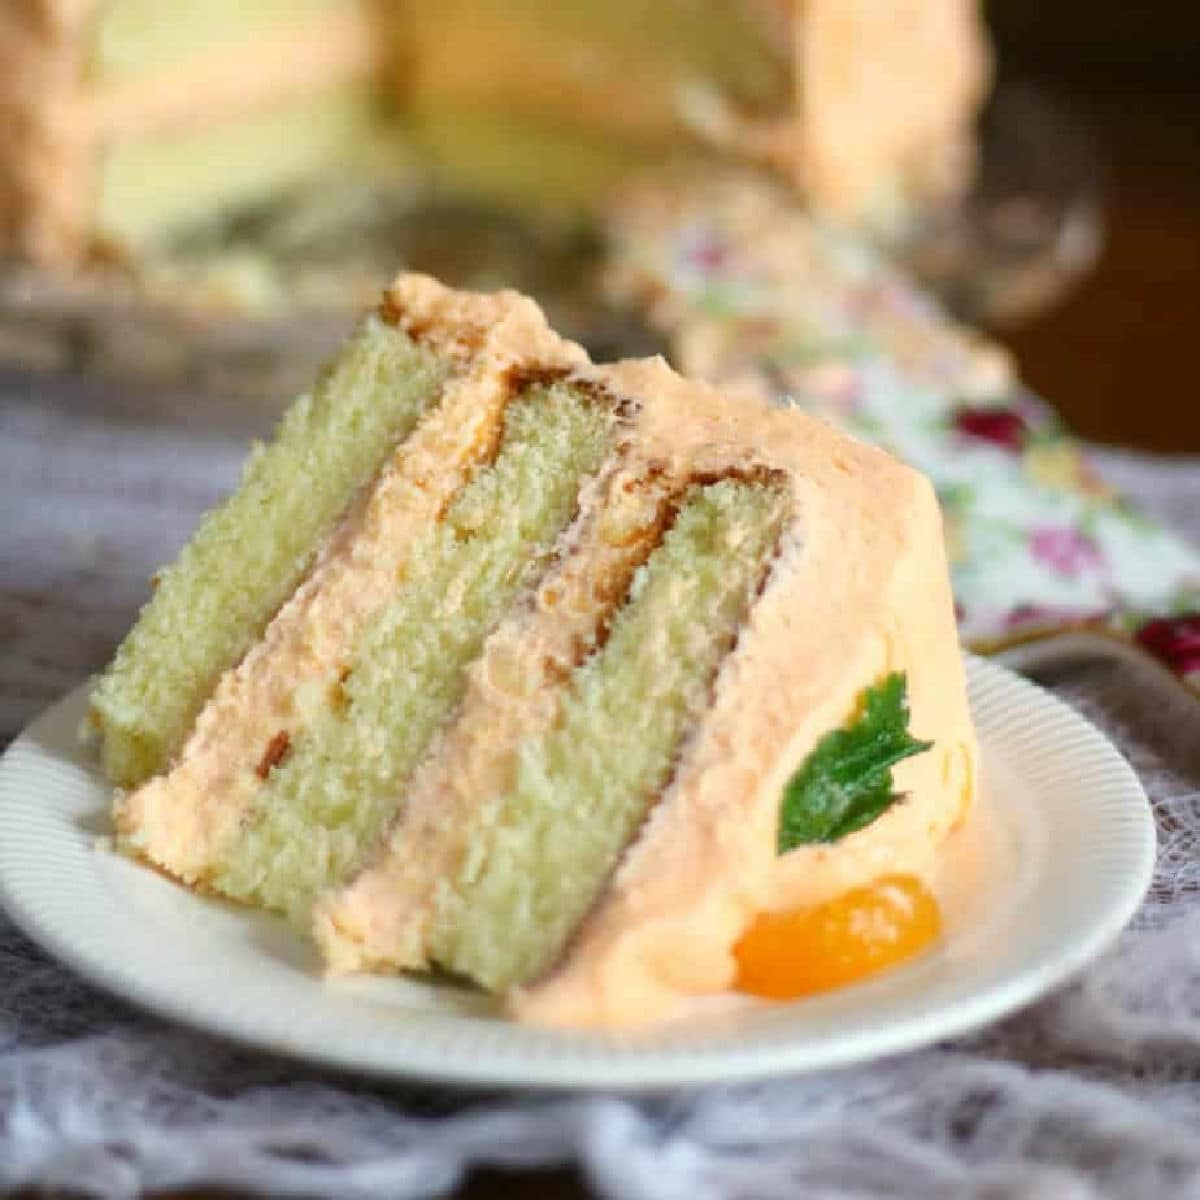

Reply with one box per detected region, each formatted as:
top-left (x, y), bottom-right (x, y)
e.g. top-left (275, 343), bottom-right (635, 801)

top-left (989, 0), bottom-right (1200, 453)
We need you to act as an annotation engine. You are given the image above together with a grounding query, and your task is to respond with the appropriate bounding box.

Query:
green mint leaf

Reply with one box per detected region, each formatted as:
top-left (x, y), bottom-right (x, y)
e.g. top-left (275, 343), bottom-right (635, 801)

top-left (778, 672), bottom-right (932, 853)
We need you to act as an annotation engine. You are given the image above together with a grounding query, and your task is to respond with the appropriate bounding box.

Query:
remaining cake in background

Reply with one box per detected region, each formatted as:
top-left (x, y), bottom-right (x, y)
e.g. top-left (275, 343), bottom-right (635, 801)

top-left (400, 0), bottom-right (990, 225)
top-left (91, 272), bottom-right (976, 1027)
top-left (0, 0), bottom-right (391, 265)
top-left (1, 0), bottom-right (990, 269)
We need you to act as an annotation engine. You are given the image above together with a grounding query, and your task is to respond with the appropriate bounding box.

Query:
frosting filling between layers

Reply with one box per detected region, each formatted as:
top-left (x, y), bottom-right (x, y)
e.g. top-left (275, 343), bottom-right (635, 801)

top-left (314, 451), bottom-right (681, 974)
top-left (88, 0), bottom-right (358, 86)
top-left (211, 381), bottom-right (618, 921)
top-left (92, 315), bottom-right (451, 788)
top-left (430, 475), bottom-right (790, 991)
top-left (114, 331), bottom-right (515, 883)
top-left (88, 7), bottom-right (381, 139)
top-left (112, 274), bottom-right (594, 894)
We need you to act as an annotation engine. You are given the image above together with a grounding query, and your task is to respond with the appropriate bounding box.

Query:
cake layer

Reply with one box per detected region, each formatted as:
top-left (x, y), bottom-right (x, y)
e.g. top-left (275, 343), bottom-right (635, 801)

top-left (431, 475), bottom-right (789, 991)
top-left (212, 380), bottom-right (617, 921)
top-left (406, 0), bottom-right (786, 147)
top-left (512, 359), bottom-right (976, 1027)
top-left (90, 314), bottom-right (450, 787)
top-left (89, 8), bottom-right (382, 143)
top-left (315, 454), bottom-right (682, 974)
top-left (410, 109), bottom-right (655, 216)
top-left (94, 82), bottom-right (382, 255)
top-left (110, 274), bottom-right (592, 883)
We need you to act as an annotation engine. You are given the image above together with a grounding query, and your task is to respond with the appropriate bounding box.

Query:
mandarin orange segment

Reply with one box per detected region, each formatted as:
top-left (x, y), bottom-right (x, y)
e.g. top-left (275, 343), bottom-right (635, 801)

top-left (734, 874), bottom-right (942, 1000)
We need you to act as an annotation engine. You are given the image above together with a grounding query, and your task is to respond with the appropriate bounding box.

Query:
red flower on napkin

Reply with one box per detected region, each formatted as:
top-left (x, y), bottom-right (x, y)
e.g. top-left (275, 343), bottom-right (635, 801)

top-left (952, 405), bottom-right (1030, 452)
top-left (1135, 614), bottom-right (1200, 677)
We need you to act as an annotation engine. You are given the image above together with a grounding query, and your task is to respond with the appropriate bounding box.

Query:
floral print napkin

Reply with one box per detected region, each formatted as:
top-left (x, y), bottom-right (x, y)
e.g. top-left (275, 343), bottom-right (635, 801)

top-left (602, 169), bottom-right (1200, 693)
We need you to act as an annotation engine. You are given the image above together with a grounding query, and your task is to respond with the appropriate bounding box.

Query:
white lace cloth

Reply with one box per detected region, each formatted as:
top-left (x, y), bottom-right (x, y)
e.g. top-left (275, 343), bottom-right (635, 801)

top-left (2, 372), bottom-right (1199, 1199)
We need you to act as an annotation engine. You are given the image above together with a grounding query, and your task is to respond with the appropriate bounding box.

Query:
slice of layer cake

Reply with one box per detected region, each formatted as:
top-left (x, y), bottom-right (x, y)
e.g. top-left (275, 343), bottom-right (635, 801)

top-left (95, 272), bottom-right (976, 1027)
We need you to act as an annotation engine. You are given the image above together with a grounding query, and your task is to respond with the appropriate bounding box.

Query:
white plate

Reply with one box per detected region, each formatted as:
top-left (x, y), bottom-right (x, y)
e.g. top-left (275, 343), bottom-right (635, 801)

top-left (0, 656), bottom-right (1154, 1090)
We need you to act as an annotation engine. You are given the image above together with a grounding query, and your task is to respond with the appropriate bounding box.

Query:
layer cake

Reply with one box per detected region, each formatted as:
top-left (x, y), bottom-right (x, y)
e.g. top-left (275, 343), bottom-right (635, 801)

top-left (2, 1), bottom-right (991, 269)
top-left (92, 272), bottom-right (977, 1026)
